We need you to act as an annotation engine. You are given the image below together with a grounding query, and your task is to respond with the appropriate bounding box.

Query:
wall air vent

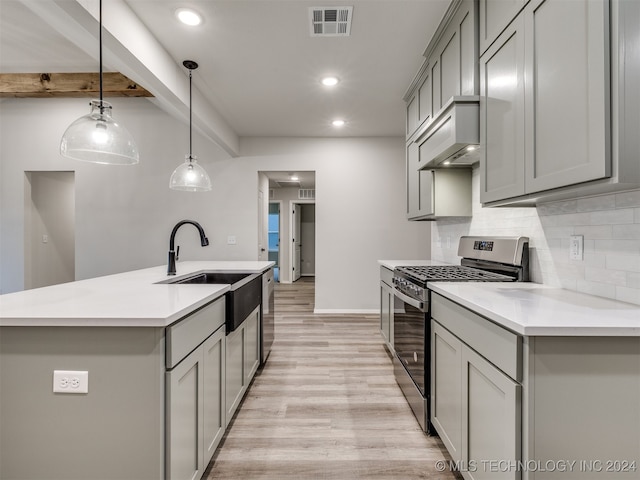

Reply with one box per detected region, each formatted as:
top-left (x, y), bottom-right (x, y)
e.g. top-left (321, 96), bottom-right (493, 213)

top-left (309, 7), bottom-right (353, 37)
top-left (299, 189), bottom-right (316, 200)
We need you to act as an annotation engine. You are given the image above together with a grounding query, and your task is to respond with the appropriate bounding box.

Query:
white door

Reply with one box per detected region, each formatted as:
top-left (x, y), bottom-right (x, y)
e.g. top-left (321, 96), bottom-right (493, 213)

top-left (258, 189), bottom-right (266, 261)
top-left (292, 204), bottom-right (301, 281)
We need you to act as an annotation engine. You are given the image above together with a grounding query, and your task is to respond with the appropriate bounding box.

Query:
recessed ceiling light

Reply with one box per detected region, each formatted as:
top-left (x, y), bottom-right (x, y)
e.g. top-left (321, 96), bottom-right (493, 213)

top-left (176, 8), bottom-right (202, 26)
top-left (322, 76), bottom-right (339, 87)
top-left (332, 119), bottom-right (345, 127)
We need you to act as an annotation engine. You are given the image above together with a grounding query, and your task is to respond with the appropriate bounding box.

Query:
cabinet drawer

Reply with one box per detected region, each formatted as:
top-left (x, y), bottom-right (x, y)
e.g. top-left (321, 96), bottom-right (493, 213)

top-left (432, 293), bottom-right (522, 381)
top-left (166, 296), bottom-right (225, 369)
top-left (380, 266), bottom-right (394, 286)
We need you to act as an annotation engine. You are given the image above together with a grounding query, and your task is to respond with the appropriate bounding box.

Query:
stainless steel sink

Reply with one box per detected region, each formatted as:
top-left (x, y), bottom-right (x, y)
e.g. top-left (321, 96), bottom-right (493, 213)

top-left (173, 272), bottom-right (254, 286)
top-left (166, 271), bottom-right (262, 334)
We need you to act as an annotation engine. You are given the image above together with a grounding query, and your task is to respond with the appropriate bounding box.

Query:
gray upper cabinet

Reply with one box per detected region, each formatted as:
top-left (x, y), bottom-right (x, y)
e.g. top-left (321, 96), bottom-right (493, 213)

top-left (404, 0), bottom-right (478, 221)
top-left (405, 0), bottom-right (478, 142)
top-left (479, 15), bottom-right (526, 203)
top-left (479, 0), bottom-right (528, 55)
top-left (480, 0), bottom-right (640, 206)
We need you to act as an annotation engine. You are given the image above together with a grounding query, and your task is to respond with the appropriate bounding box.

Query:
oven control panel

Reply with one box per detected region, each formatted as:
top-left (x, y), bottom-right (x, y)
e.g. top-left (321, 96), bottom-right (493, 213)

top-left (392, 276), bottom-right (427, 302)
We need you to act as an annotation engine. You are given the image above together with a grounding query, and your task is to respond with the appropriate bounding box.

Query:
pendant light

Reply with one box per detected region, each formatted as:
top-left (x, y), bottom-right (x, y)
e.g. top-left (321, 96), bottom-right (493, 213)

top-left (59, 0), bottom-right (139, 165)
top-left (169, 60), bottom-right (212, 192)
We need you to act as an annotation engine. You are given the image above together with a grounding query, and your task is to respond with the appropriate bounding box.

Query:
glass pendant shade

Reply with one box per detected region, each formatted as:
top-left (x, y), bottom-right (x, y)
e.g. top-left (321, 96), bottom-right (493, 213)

top-left (169, 155), bottom-right (212, 191)
top-left (60, 100), bottom-right (139, 165)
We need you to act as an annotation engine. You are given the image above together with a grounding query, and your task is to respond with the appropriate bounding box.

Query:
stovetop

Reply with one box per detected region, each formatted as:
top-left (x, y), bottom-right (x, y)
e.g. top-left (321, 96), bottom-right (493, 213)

top-left (396, 265), bottom-right (514, 285)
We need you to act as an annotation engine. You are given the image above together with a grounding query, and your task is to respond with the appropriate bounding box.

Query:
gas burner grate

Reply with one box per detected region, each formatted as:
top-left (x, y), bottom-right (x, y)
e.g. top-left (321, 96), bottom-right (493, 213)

top-left (397, 265), bottom-right (514, 283)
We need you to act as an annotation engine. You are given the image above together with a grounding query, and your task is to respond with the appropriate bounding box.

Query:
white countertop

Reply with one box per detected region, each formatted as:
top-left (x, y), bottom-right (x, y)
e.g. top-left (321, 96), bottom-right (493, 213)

top-left (0, 261), bottom-right (274, 328)
top-left (429, 282), bottom-right (640, 337)
top-left (379, 259), bottom-right (449, 270)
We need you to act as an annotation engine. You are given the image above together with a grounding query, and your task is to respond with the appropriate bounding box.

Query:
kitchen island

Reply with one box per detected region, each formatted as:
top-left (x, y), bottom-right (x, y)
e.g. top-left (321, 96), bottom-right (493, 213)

top-left (428, 282), bottom-right (640, 480)
top-left (0, 261), bottom-right (274, 480)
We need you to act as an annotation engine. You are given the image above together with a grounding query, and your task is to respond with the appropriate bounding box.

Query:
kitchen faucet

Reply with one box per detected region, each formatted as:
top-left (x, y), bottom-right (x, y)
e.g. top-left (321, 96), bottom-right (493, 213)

top-left (167, 220), bottom-right (209, 275)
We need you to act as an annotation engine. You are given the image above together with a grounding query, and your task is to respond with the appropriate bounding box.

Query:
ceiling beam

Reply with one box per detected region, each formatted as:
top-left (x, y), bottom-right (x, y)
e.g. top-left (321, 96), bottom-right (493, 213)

top-left (18, 0), bottom-right (239, 157)
top-left (0, 72), bottom-right (153, 98)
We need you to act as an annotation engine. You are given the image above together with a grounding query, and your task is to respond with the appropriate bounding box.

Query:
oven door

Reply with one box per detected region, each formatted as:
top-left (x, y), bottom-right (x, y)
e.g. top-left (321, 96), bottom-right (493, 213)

top-left (392, 287), bottom-right (428, 395)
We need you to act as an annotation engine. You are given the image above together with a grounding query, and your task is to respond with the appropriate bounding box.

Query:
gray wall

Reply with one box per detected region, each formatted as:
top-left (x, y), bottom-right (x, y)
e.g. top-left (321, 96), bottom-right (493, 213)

top-left (0, 97), bottom-right (430, 311)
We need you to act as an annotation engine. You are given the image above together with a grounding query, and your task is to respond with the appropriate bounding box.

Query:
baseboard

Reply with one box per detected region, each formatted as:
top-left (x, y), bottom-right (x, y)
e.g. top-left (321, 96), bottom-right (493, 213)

top-left (312, 308), bottom-right (379, 315)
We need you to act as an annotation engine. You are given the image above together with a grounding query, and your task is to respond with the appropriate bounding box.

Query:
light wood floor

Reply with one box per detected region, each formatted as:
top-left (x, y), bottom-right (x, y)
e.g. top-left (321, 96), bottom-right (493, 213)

top-left (204, 277), bottom-right (461, 479)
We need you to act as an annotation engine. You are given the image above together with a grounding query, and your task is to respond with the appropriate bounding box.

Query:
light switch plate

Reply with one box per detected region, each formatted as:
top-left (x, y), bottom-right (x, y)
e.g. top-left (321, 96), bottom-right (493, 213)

top-left (570, 235), bottom-right (584, 260)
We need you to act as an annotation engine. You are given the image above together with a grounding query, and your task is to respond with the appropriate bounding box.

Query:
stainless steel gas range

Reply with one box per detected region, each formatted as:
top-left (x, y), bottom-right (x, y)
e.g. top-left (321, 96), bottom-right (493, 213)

top-left (391, 236), bottom-right (529, 433)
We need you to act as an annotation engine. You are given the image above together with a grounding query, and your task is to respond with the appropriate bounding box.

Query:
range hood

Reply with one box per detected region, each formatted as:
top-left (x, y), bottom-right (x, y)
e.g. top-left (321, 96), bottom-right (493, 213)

top-left (414, 96), bottom-right (480, 168)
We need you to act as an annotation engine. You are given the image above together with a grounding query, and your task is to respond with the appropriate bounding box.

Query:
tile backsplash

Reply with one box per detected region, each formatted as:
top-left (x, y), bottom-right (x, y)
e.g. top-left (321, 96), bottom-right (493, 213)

top-left (432, 169), bottom-right (640, 306)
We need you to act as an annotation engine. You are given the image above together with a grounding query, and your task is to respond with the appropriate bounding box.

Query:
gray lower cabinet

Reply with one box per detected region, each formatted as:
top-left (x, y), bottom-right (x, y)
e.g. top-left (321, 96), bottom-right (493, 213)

top-left (432, 292), bottom-right (640, 480)
top-left (165, 297), bottom-right (226, 480)
top-left (379, 266), bottom-right (394, 350)
top-left (431, 294), bottom-right (522, 480)
top-left (225, 305), bottom-right (260, 426)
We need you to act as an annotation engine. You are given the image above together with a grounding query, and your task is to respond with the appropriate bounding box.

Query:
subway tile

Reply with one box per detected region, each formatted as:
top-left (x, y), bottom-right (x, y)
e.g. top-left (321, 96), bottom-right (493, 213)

top-left (627, 272), bottom-right (640, 289)
top-left (606, 254), bottom-right (640, 272)
top-left (536, 199), bottom-right (578, 216)
top-left (541, 226), bottom-right (575, 239)
top-left (615, 189), bottom-right (640, 208)
top-left (612, 223), bottom-right (640, 239)
top-left (615, 286), bottom-right (640, 305)
top-left (585, 267), bottom-right (627, 286)
top-left (584, 252), bottom-right (606, 268)
top-left (576, 194), bottom-right (616, 212)
top-left (594, 239), bottom-right (640, 255)
top-left (573, 225), bottom-right (613, 239)
top-left (589, 208), bottom-right (635, 225)
top-left (538, 212), bottom-right (592, 227)
top-left (576, 279), bottom-right (616, 300)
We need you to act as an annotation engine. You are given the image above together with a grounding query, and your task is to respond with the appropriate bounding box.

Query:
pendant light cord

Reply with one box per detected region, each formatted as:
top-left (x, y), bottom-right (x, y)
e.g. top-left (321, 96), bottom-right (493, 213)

top-left (189, 68), bottom-right (193, 160)
top-left (99, 0), bottom-right (104, 113)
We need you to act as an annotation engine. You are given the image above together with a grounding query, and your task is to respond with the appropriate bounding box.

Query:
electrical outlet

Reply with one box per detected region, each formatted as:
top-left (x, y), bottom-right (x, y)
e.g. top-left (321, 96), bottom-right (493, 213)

top-left (227, 235), bottom-right (237, 245)
top-left (570, 235), bottom-right (584, 260)
top-left (53, 370), bottom-right (88, 394)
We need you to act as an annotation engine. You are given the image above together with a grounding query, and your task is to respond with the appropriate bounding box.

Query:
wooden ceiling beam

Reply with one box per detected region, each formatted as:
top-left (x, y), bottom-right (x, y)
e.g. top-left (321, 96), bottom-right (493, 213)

top-left (0, 72), bottom-right (153, 98)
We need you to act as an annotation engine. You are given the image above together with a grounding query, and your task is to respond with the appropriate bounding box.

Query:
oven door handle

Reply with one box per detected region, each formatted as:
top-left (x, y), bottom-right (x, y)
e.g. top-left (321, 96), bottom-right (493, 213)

top-left (392, 287), bottom-right (427, 312)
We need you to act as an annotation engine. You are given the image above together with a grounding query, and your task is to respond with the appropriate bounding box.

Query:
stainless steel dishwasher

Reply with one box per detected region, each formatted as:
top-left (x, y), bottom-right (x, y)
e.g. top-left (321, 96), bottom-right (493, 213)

top-left (260, 268), bottom-right (275, 365)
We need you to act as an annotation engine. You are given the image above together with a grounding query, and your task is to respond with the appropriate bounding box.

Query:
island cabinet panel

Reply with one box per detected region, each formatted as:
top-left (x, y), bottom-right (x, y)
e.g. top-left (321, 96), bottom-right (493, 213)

top-left (203, 328), bottom-right (226, 464)
top-left (166, 346), bottom-right (204, 480)
top-left (225, 305), bottom-right (261, 427)
top-left (165, 297), bottom-right (226, 480)
top-left (0, 327), bottom-right (165, 480)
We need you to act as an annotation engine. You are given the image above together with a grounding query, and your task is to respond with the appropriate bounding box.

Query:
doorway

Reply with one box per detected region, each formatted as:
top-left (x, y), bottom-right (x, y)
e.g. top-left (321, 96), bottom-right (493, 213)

top-left (268, 202), bottom-right (281, 281)
top-left (260, 171), bottom-right (315, 284)
top-left (24, 171), bottom-right (75, 289)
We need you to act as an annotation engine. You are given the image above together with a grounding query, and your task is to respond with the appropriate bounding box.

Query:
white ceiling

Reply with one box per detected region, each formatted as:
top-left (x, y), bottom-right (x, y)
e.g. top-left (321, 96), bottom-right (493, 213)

top-left (0, 0), bottom-right (450, 188)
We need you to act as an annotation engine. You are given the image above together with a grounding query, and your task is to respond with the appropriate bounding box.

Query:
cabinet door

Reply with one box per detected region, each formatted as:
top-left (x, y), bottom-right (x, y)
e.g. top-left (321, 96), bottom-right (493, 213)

top-left (166, 348), bottom-right (204, 480)
top-left (418, 72), bottom-right (433, 126)
top-left (479, 0), bottom-right (528, 55)
top-left (480, 15), bottom-right (526, 203)
top-left (431, 321), bottom-right (463, 463)
top-left (462, 347), bottom-right (521, 480)
top-left (225, 325), bottom-right (244, 426)
top-left (202, 327), bottom-right (225, 464)
top-left (407, 141), bottom-right (436, 220)
top-left (244, 308), bottom-right (260, 384)
top-left (406, 93), bottom-right (419, 137)
top-left (380, 282), bottom-right (393, 345)
top-left (524, 0), bottom-right (610, 193)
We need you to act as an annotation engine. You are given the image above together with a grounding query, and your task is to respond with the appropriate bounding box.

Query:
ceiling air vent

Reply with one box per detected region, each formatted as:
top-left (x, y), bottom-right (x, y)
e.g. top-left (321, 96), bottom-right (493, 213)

top-left (309, 7), bottom-right (353, 37)
top-left (299, 189), bottom-right (316, 200)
